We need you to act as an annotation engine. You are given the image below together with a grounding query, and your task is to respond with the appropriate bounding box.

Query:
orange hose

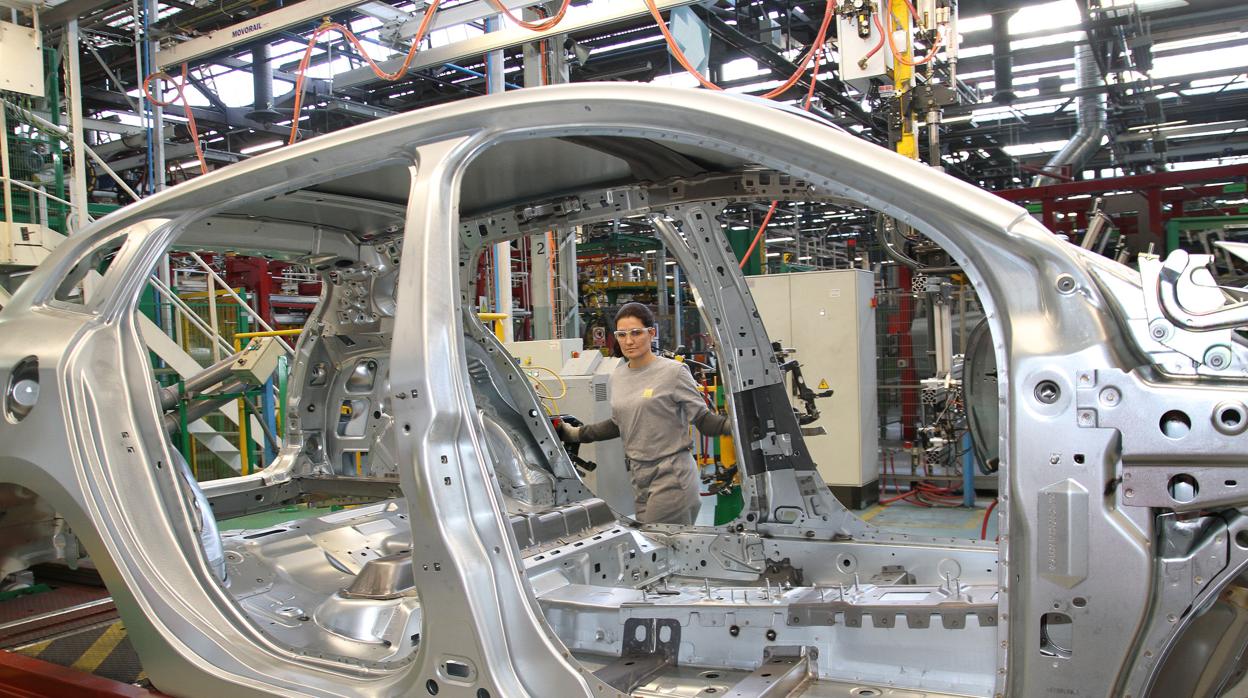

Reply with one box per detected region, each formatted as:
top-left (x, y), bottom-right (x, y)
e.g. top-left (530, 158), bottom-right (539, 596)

top-left (878, 10), bottom-right (943, 67)
top-left (803, 48), bottom-right (822, 110)
top-left (488, 0), bottom-right (571, 31)
top-left (733, 42), bottom-right (824, 270)
top-left (287, 1), bottom-right (443, 144)
top-left (738, 200), bottom-right (779, 270)
top-left (141, 63), bottom-right (208, 176)
top-left (643, 0), bottom-right (834, 99)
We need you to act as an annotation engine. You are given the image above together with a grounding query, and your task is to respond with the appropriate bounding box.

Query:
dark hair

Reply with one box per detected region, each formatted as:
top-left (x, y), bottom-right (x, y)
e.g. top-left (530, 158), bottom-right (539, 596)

top-left (614, 302), bottom-right (655, 329)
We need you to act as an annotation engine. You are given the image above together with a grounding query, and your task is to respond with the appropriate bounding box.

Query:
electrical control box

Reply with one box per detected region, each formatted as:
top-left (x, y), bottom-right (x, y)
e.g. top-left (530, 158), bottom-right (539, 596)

top-left (838, 1), bottom-right (894, 93)
top-left (747, 269), bottom-right (878, 492)
top-left (230, 336), bottom-right (284, 385)
top-left (0, 18), bottom-right (44, 98)
top-left (505, 338), bottom-right (584, 371)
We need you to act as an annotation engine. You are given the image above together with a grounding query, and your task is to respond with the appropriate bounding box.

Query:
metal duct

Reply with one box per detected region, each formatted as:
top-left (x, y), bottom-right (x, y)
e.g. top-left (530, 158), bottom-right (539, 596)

top-left (991, 12), bottom-right (1015, 105)
top-left (163, 376), bottom-right (249, 433)
top-left (1032, 44), bottom-right (1107, 186)
top-left (247, 43), bottom-right (280, 123)
top-left (158, 351), bottom-right (242, 411)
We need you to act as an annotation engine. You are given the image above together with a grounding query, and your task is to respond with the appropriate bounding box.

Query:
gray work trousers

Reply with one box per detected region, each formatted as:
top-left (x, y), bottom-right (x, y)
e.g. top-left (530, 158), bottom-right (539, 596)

top-left (626, 449), bottom-right (702, 525)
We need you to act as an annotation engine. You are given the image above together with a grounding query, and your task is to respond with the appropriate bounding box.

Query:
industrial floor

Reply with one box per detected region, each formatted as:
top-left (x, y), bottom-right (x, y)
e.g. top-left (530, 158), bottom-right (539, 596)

top-left (860, 496), bottom-right (999, 540)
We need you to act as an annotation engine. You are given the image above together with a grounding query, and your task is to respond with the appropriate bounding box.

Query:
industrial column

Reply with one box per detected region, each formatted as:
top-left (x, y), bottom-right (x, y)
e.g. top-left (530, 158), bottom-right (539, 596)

top-left (485, 16), bottom-right (513, 342)
top-left (522, 3), bottom-right (568, 339)
top-left (64, 19), bottom-right (88, 233)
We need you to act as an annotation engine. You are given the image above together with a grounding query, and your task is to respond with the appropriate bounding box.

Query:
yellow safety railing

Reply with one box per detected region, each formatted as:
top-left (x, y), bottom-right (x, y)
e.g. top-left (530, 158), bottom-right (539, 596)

top-left (477, 312), bottom-right (508, 341)
top-left (234, 329), bottom-right (303, 474)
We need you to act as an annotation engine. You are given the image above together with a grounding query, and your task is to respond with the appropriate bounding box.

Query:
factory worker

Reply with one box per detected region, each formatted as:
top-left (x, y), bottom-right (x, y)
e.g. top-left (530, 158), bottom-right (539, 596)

top-left (558, 302), bottom-right (732, 524)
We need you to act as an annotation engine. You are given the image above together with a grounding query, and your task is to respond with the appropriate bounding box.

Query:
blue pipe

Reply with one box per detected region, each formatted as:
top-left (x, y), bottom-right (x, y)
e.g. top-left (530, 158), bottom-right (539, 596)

top-left (443, 63), bottom-right (522, 91)
top-left (263, 376), bottom-right (278, 464)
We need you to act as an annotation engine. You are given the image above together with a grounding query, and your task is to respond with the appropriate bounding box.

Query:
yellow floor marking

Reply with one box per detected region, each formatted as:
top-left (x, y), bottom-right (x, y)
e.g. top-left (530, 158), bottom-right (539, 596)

top-left (14, 639), bottom-right (53, 656)
top-left (70, 621), bottom-right (127, 673)
top-left (859, 505), bottom-right (886, 522)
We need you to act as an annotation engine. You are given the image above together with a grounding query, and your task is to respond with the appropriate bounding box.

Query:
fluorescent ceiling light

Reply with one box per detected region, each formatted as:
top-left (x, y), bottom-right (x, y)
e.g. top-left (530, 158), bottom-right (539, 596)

top-left (766, 236), bottom-right (795, 243)
top-left (241, 140), bottom-right (283, 155)
top-left (1128, 120), bottom-right (1187, 131)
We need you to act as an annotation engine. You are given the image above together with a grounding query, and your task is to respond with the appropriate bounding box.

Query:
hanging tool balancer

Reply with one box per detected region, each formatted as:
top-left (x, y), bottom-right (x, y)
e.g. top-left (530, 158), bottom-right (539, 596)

top-left (772, 341), bottom-right (833, 425)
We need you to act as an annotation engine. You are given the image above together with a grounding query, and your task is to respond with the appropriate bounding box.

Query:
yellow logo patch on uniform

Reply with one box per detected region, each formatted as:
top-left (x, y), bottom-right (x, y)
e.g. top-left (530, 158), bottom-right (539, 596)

top-left (643, 388), bottom-right (654, 398)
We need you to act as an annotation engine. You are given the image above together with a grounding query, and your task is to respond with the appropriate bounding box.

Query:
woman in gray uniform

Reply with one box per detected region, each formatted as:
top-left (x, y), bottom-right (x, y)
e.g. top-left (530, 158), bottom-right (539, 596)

top-left (558, 303), bottom-right (732, 525)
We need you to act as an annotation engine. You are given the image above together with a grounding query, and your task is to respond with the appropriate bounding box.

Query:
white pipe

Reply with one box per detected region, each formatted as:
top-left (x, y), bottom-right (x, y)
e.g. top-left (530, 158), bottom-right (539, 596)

top-left (8, 104), bottom-right (142, 202)
top-left (1, 105), bottom-right (12, 262)
top-left (148, 275), bottom-right (234, 356)
top-left (66, 19), bottom-right (89, 233)
top-left (207, 271), bottom-right (220, 362)
top-left (484, 15), bottom-right (512, 342)
top-left (0, 177), bottom-right (77, 209)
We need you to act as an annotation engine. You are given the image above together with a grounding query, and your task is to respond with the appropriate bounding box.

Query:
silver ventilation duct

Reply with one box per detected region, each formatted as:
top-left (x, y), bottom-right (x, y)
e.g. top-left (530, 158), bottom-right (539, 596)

top-left (1032, 44), bottom-right (1107, 186)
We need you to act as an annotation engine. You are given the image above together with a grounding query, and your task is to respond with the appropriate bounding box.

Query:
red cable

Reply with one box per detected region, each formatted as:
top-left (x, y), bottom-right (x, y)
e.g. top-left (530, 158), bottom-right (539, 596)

top-left (880, 489), bottom-right (917, 505)
top-left (899, 0), bottom-right (922, 24)
top-left (863, 19), bottom-right (886, 62)
top-left (980, 499), bottom-right (998, 540)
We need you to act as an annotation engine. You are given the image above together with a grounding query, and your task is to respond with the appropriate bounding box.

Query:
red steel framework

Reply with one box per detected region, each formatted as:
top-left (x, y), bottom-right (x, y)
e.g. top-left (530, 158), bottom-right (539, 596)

top-left (994, 163), bottom-right (1248, 242)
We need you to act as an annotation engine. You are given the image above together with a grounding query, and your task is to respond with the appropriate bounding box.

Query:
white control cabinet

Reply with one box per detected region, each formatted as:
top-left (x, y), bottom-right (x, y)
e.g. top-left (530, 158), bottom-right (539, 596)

top-left (504, 338), bottom-right (584, 370)
top-left (557, 354), bottom-right (632, 515)
top-left (746, 270), bottom-right (878, 491)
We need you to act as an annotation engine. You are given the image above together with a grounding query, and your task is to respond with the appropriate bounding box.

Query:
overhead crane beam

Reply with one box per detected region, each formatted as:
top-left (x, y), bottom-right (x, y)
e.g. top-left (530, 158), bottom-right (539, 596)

top-left (333, 0), bottom-right (699, 91)
top-left (156, 0), bottom-right (549, 70)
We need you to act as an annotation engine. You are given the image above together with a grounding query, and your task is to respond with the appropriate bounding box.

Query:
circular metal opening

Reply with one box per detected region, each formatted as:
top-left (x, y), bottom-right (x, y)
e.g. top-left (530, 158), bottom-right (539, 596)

top-left (1034, 380), bottom-right (1060, 405)
top-left (1168, 473), bottom-right (1199, 503)
top-left (1214, 402), bottom-right (1248, 435)
top-left (4, 356), bottom-right (39, 424)
top-left (1160, 410), bottom-right (1192, 439)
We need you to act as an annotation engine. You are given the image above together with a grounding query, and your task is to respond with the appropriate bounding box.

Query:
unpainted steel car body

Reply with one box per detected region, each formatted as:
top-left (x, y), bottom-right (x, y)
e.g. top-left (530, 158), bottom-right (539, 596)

top-left (2, 84), bottom-right (1247, 697)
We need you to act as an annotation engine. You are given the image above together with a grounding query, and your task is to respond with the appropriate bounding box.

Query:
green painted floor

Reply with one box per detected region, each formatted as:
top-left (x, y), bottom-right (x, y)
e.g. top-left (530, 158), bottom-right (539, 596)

top-left (219, 505), bottom-right (340, 531)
